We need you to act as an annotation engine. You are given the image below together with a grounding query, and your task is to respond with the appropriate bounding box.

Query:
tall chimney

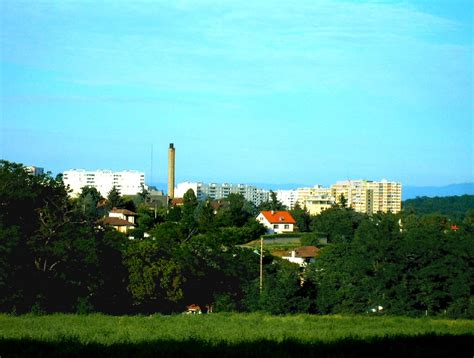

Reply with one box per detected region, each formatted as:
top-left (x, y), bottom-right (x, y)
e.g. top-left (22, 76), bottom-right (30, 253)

top-left (168, 143), bottom-right (175, 200)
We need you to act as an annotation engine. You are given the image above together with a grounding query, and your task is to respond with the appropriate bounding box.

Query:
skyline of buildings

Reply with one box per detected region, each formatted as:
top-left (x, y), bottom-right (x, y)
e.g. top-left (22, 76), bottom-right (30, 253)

top-left (175, 179), bottom-right (402, 214)
top-left (175, 181), bottom-right (270, 207)
top-left (277, 180), bottom-right (402, 215)
top-left (58, 166), bottom-right (402, 215)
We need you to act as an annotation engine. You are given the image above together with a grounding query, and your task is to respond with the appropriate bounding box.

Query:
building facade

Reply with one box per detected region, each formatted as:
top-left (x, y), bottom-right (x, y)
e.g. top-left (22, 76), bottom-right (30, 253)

top-left (256, 211), bottom-right (296, 234)
top-left (296, 185), bottom-right (335, 215)
top-left (330, 179), bottom-right (402, 214)
top-left (175, 182), bottom-right (269, 206)
top-left (102, 208), bottom-right (138, 234)
top-left (276, 189), bottom-right (299, 209)
top-left (62, 169), bottom-right (146, 197)
top-left (26, 166), bottom-right (44, 176)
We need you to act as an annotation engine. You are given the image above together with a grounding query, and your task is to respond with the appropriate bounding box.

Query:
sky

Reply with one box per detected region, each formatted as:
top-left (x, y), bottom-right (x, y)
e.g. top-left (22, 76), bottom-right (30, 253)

top-left (1, 0), bottom-right (473, 188)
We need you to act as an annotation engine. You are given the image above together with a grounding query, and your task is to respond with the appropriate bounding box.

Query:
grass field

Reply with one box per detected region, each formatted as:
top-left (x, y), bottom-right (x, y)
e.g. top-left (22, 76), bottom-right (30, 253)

top-left (242, 238), bottom-right (302, 256)
top-left (1, 313), bottom-right (473, 357)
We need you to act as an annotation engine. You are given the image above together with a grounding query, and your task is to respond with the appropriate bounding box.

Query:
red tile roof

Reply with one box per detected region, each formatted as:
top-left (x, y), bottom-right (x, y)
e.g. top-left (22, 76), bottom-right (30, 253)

top-left (171, 198), bottom-right (184, 206)
top-left (260, 211), bottom-right (296, 224)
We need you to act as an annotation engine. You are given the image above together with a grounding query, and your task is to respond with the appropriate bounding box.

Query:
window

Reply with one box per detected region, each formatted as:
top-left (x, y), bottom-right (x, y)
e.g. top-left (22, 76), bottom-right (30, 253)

top-left (273, 224), bottom-right (278, 229)
top-left (284, 224), bottom-right (289, 229)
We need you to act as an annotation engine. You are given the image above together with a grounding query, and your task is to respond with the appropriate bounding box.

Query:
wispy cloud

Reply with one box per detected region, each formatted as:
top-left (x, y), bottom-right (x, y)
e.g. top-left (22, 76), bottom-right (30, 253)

top-left (1, 1), bottom-right (471, 102)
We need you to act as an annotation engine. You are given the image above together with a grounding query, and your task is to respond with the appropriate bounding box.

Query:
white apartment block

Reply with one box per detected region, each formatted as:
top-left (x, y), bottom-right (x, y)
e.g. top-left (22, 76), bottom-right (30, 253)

top-left (175, 182), bottom-right (269, 206)
top-left (276, 190), bottom-right (299, 209)
top-left (62, 169), bottom-right (146, 197)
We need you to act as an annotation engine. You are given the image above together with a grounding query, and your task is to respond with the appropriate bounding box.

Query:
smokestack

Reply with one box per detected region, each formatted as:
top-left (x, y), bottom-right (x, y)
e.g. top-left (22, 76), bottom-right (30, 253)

top-left (168, 143), bottom-right (175, 200)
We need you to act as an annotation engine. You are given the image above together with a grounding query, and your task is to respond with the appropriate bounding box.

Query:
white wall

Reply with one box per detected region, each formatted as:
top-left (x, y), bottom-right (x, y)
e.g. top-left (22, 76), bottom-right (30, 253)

top-left (174, 182), bottom-right (199, 198)
top-left (256, 213), bottom-right (294, 234)
top-left (63, 169), bottom-right (145, 197)
top-left (276, 190), bottom-right (298, 209)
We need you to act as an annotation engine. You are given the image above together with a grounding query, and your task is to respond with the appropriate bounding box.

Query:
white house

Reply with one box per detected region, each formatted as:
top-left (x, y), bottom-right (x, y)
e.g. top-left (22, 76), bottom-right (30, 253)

top-left (102, 208), bottom-right (138, 234)
top-left (256, 211), bottom-right (296, 234)
top-left (108, 208), bottom-right (137, 224)
top-left (282, 246), bottom-right (320, 267)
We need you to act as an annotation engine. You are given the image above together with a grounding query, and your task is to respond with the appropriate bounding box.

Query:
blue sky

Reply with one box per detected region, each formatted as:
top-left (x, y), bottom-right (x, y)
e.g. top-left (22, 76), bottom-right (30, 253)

top-left (1, 0), bottom-right (472, 187)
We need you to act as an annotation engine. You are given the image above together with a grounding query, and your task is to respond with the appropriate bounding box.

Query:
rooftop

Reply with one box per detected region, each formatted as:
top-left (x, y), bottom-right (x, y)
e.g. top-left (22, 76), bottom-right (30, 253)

top-left (101, 217), bottom-right (136, 227)
top-left (260, 211), bottom-right (296, 224)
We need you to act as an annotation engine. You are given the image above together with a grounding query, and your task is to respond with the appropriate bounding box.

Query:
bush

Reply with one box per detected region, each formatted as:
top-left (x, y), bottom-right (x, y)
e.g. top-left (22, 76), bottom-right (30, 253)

top-left (213, 293), bottom-right (238, 312)
top-left (75, 297), bottom-right (95, 315)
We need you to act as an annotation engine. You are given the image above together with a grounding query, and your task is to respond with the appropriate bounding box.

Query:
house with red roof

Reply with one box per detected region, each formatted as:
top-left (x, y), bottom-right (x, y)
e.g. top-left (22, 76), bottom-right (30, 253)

top-left (256, 210), bottom-right (296, 234)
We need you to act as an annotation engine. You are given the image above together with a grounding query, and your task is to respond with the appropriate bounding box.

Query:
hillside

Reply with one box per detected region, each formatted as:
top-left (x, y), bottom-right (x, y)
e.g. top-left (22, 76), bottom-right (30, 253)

top-left (403, 194), bottom-right (474, 220)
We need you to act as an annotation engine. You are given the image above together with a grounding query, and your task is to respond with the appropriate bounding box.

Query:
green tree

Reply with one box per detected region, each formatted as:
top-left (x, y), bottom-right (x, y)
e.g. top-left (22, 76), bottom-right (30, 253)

top-left (403, 195), bottom-right (474, 221)
top-left (290, 203), bottom-right (311, 232)
top-left (216, 193), bottom-right (254, 227)
top-left (258, 191), bottom-right (287, 211)
top-left (137, 184), bottom-right (150, 204)
top-left (307, 212), bottom-right (474, 317)
top-left (106, 186), bottom-right (124, 210)
top-left (181, 189), bottom-right (198, 237)
top-left (92, 229), bottom-right (131, 314)
top-left (124, 239), bottom-right (184, 310)
top-left (166, 205), bottom-right (182, 222)
top-left (337, 193), bottom-right (348, 208)
top-left (244, 259), bottom-right (313, 314)
top-left (75, 186), bottom-right (103, 220)
top-left (0, 161), bottom-right (104, 313)
top-left (310, 207), bottom-right (364, 243)
top-left (195, 200), bottom-right (216, 233)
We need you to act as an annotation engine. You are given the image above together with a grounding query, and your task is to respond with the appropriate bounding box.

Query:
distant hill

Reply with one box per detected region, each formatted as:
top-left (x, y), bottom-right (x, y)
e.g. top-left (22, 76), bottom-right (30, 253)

top-left (403, 183), bottom-right (474, 200)
top-left (403, 195), bottom-right (474, 220)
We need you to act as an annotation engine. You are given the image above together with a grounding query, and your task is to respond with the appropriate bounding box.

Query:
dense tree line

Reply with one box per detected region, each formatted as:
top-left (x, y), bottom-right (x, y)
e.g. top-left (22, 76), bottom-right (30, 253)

top-left (0, 161), bottom-right (472, 317)
top-left (307, 210), bottom-right (473, 316)
top-left (403, 195), bottom-right (474, 221)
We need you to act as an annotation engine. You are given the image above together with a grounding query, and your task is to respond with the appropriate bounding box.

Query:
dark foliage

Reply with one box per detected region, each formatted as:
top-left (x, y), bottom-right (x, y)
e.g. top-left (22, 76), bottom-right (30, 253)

top-left (1, 160), bottom-right (472, 318)
top-left (403, 195), bottom-right (474, 221)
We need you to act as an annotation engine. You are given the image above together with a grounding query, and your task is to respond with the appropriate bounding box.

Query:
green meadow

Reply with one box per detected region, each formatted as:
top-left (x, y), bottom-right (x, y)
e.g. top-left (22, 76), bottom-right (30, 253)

top-left (1, 313), bottom-right (472, 357)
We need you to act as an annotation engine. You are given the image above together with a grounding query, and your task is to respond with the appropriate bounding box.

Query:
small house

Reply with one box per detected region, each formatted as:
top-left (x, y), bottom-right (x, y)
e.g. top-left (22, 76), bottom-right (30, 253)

top-left (282, 246), bottom-right (320, 267)
top-left (256, 210), bottom-right (296, 234)
top-left (102, 208), bottom-right (138, 234)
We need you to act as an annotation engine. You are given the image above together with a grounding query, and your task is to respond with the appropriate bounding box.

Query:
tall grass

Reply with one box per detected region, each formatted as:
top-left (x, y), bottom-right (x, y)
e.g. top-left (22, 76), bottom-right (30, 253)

top-left (1, 313), bottom-right (472, 356)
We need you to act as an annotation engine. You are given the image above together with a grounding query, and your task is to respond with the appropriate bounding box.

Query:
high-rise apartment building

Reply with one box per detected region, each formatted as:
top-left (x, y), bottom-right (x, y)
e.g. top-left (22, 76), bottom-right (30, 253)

top-left (175, 182), bottom-right (269, 206)
top-left (369, 180), bottom-right (402, 214)
top-left (330, 179), bottom-right (401, 214)
top-left (276, 189), bottom-right (299, 209)
top-left (62, 169), bottom-right (146, 197)
top-left (26, 166), bottom-right (44, 176)
top-left (296, 185), bottom-right (335, 215)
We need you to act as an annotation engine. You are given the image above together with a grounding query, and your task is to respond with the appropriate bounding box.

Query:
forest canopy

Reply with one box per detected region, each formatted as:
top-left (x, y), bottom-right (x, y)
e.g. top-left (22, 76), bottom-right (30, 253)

top-left (1, 160), bottom-right (472, 318)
